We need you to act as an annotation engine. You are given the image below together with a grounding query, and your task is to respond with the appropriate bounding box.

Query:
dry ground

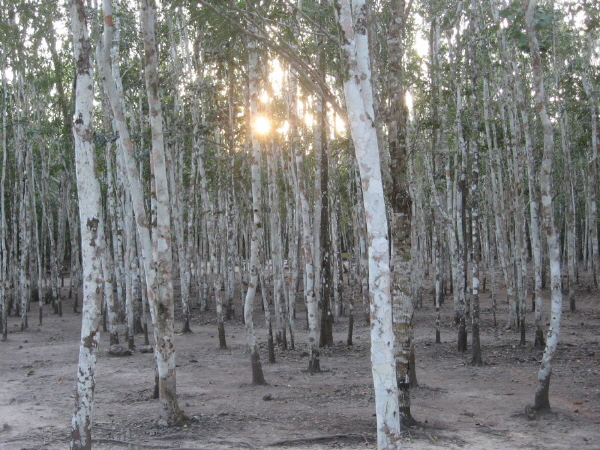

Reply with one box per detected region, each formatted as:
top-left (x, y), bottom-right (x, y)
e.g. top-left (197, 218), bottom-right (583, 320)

top-left (0, 273), bottom-right (599, 449)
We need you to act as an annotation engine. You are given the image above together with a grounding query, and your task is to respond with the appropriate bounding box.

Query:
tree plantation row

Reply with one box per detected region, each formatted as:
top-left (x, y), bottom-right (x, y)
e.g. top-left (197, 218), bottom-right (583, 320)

top-left (0, 0), bottom-right (598, 449)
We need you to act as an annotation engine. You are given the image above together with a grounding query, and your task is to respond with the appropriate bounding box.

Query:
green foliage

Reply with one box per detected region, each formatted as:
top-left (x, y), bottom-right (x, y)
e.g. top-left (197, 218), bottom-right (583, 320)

top-left (499, 1), bottom-right (557, 54)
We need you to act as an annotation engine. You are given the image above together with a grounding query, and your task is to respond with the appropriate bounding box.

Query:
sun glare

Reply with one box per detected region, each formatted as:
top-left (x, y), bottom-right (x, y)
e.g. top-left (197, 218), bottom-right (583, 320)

top-left (253, 115), bottom-right (271, 136)
top-left (334, 112), bottom-right (346, 136)
top-left (260, 91), bottom-right (270, 103)
top-left (406, 91), bottom-right (414, 114)
top-left (277, 120), bottom-right (290, 135)
top-left (269, 59), bottom-right (285, 96)
top-left (304, 112), bottom-right (314, 128)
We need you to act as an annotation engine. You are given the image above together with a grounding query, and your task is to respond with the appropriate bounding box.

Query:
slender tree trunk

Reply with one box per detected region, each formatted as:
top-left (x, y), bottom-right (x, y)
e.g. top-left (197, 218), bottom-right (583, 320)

top-left (433, 213), bottom-right (442, 344)
top-left (286, 23), bottom-right (320, 372)
top-left (1, 61), bottom-right (8, 341)
top-left (338, 0), bottom-right (401, 446)
top-left (469, 0), bottom-right (483, 365)
top-left (318, 94), bottom-right (334, 348)
top-left (267, 143), bottom-right (287, 349)
top-left (139, 0), bottom-right (186, 423)
top-left (385, 0), bottom-right (416, 425)
top-left (510, 57), bottom-right (545, 347)
top-left (99, 0), bottom-right (185, 425)
top-left (244, 0), bottom-right (267, 385)
top-left (582, 32), bottom-right (599, 287)
top-left (525, 0), bottom-right (562, 412)
top-left (559, 111), bottom-right (576, 311)
top-left (225, 59), bottom-right (237, 320)
top-left (455, 83), bottom-right (468, 353)
top-left (69, 2), bottom-right (106, 447)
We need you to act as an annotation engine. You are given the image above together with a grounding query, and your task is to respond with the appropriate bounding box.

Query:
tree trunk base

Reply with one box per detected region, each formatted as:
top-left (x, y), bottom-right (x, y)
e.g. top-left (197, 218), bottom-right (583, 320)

top-left (409, 348), bottom-right (418, 388)
top-left (102, 308), bottom-right (107, 332)
top-left (267, 332), bottom-right (276, 363)
top-left (134, 316), bottom-right (144, 334)
top-left (181, 317), bottom-right (192, 334)
top-left (346, 313), bottom-right (354, 346)
top-left (534, 375), bottom-right (552, 412)
top-left (398, 383), bottom-right (417, 427)
top-left (534, 329), bottom-right (545, 348)
top-left (251, 349), bottom-right (267, 385)
top-left (308, 349), bottom-right (321, 374)
top-left (400, 410), bottom-right (418, 428)
top-left (218, 322), bottom-right (227, 349)
top-left (319, 314), bottom-right (334, 348)
top-left (569, 293), bottom-right (576, 312)
top-left (153, 372), bottom-right (159, 399)
top-left (457, 320), bottom-right (467, 353)
top-left (471, 350), bottom-right (483, 366)
top-left (128, 335), bottom-right (135, 351)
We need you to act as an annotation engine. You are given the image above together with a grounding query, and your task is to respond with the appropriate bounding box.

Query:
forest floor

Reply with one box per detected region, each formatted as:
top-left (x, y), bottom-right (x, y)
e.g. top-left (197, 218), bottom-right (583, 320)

top-left (0, 272), bottom-right (599, 450)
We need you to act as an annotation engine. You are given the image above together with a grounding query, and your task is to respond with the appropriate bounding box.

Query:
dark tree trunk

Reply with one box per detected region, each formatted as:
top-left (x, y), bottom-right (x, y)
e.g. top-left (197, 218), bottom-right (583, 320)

top-left (251, 348), bottom-right (267, 385)
top-left (458, 317), bottom-right (467, 353)
top-left (347, 311), bottom-right (354, 346)
top-left (319, 98), bottom-right (334, 348)
top-left (267, 322), bottom-right (276, 363)
top-left (308, 348), bottom-right (321, 374)
top-left (181, 316), bottom-right (192, 334)
top-left (218, 321), bottom-right (227, 349)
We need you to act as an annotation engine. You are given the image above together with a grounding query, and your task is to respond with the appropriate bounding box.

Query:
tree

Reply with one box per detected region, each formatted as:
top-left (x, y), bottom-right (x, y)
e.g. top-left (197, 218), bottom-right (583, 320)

top-left (69, 0), bottom-right (106, 447)
top-left (98, 0), bottom-right (186, 425)
top-left (524, 0), bottom-right (562, 412)
top-left (337, 0), bottom-right (402, 447)
top-left (385, 0), bottom-right (418, 425)
top-left (139, 0), bottom-right (187, 424)
top-left (244, 0), bottom-right (267, 386)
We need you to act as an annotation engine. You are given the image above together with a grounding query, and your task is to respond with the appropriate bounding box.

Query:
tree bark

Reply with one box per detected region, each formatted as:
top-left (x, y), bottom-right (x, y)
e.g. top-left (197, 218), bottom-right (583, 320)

top-left (525, 0), bottom-right (562, 412)
top-left (338, 0), bottom-right (402, 446)
top-left (139, 0), bottom-right (186, 423)
top-left (69, 1), bottom-right (106, 447)
top-left (244, 0), bottom-right (267, 385)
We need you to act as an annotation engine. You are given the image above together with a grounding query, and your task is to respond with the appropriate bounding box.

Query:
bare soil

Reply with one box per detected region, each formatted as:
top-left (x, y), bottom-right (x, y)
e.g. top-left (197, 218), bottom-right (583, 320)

top-left (1, 275), bottom-right (599, 449)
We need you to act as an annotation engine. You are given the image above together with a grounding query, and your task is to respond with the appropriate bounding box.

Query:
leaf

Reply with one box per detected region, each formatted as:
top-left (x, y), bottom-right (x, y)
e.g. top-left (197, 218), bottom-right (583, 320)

top-left (27, 370), bottom-right (35, 377)
top-left (499, 6), bottom-right (515, 20)
top-left (535, 12), bottom-right (554, 31)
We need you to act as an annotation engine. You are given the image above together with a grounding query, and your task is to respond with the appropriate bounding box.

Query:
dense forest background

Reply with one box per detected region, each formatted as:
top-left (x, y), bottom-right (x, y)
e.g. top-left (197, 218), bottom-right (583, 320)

top-left (0, 0), bottom-right (598, 448)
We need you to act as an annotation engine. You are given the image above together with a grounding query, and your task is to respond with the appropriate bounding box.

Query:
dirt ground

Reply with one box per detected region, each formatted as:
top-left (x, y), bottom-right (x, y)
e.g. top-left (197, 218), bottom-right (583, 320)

top-left (1, 271), bottom-right (599, 450)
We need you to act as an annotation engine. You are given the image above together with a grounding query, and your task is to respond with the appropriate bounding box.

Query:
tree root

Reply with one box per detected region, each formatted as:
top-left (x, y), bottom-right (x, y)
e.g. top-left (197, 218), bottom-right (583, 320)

top-left (268, 433), bottom-right (371, 447)
top-left (94, 437), bottom-right (256, 449)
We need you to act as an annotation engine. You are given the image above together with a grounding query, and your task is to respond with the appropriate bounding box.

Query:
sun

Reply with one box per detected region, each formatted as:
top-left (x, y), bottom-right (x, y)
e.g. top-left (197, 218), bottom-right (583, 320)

top-left (253, 115), bottom-right (271, 136)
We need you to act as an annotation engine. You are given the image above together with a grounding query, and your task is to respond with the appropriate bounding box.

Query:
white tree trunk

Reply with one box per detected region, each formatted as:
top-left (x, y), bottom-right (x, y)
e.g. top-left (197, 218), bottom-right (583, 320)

top-left (582, 32), bottom-right (599, 286)
top-left (139, 0), bottom-right (185, 424)
top-left (510, 63), bottom-right (544, 347)
top-left (69, 1), bottom-right (106, 447)
top-left (244, 0), bottom-right (267, 385)
top-left (98, 0), bottom-right (185, 425)
top-left (525, 0), bottom-right (562, 412)
top-left (337, 0), bottom-right (401, 447)
top-left (1, 59), bottom-right (9, 340)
